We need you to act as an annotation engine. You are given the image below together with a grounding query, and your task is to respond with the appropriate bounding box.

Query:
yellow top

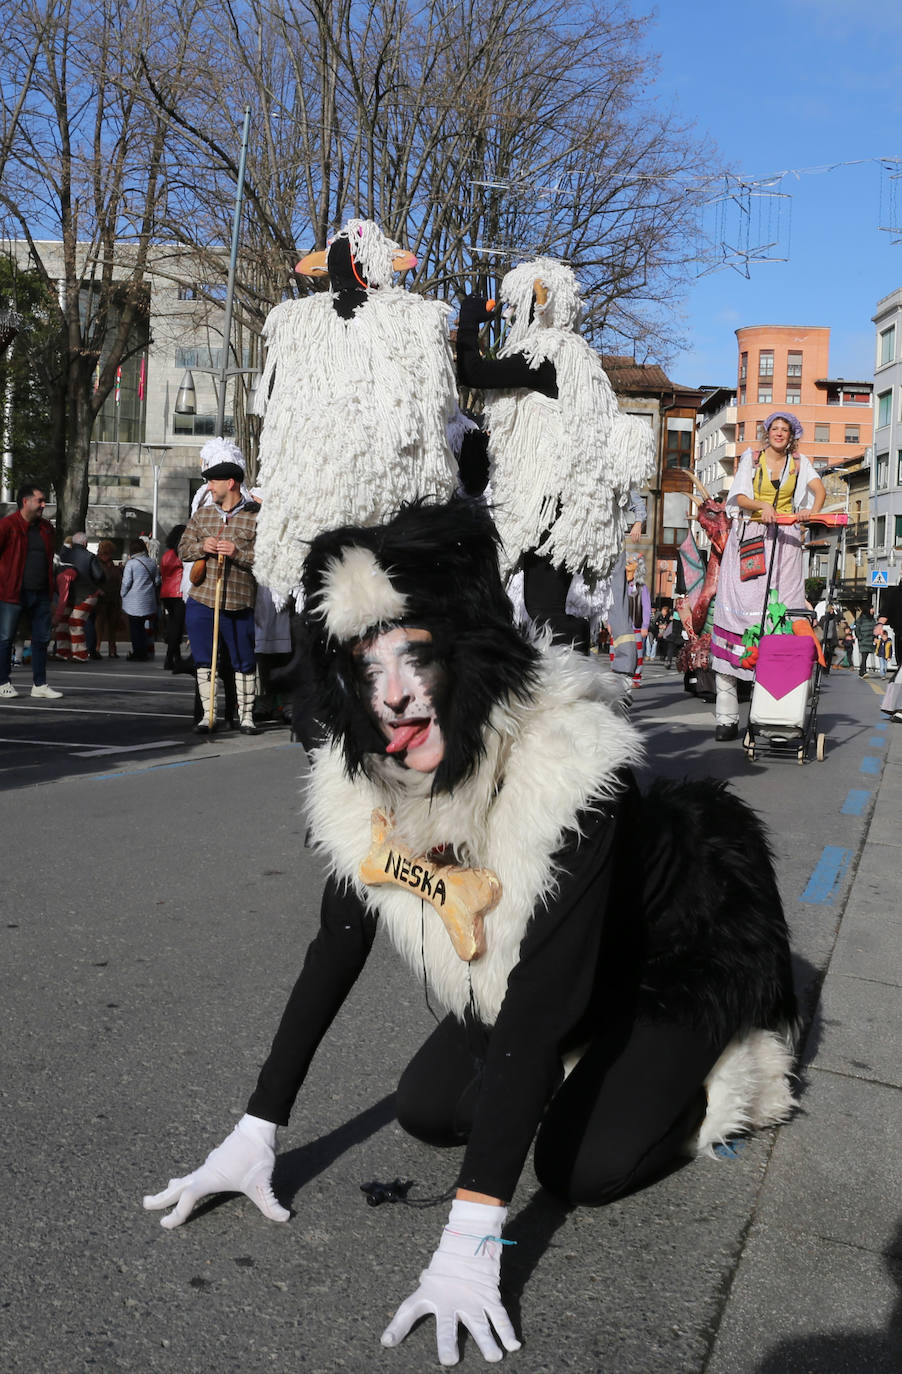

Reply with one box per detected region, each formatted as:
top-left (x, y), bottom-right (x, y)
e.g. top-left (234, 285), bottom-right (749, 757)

top-left (753, 452), bottom-right (798, 515)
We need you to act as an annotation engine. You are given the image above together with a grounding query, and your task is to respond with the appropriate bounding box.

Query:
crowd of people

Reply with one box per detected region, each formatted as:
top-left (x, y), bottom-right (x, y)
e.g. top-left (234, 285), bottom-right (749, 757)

top-left (0, 454), bottom-right (291, 729)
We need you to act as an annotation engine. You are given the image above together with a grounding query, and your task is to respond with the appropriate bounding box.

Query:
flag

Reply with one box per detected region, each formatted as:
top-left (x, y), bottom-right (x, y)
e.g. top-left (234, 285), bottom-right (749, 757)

top-left (115, 366), bottom-right (121, 407)
top-left (138, 355), bottom-right (146, 402)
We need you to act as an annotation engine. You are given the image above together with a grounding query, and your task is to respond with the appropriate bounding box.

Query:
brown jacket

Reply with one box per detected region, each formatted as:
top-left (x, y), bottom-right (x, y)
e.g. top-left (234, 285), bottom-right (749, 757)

top-left (178, 501), bottom-right (258, 612)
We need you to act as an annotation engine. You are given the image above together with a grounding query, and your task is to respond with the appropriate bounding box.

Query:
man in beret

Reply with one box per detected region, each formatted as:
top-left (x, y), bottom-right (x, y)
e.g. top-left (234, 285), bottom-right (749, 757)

top-left (177, 439), bottom-right (260, 736)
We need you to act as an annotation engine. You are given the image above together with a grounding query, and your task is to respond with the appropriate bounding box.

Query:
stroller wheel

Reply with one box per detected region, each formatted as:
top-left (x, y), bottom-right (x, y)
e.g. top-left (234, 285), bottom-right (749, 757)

top-left (797, 746), bottom-right (805, 765)
top-left (816, 733), bottom-right (826, 762)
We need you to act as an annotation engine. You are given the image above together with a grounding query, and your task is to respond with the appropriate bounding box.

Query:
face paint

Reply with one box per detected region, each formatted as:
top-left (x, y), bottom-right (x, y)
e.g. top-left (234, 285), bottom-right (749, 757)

top-left (352, 627), bottom-right (446, 773)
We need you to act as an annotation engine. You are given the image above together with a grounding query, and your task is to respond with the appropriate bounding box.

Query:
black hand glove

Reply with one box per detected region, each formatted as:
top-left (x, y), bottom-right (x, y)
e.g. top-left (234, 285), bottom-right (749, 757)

top-left (457, 295), bottom-right (492, 331)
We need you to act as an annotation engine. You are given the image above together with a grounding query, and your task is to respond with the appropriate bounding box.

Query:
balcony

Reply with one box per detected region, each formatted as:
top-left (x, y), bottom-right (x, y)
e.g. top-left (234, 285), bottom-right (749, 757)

top-left (844, 521), bottom-right (869, 546)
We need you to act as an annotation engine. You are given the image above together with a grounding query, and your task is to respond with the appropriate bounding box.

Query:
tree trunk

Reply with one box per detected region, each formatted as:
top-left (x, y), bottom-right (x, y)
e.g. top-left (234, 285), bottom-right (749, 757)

top-left (56, 390), bottom-right (92, 538)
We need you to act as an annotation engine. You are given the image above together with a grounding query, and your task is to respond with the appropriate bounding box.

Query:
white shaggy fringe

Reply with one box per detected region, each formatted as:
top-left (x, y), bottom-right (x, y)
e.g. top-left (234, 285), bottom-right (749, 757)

top-left (485, 258), bottom-right (656, 581)
top-left (305, 646), bottom-right (643, 1026)
top-left (689, 1029), bottom-right (797, 1157)
top-left (252, 285), bottom-right (458, 602)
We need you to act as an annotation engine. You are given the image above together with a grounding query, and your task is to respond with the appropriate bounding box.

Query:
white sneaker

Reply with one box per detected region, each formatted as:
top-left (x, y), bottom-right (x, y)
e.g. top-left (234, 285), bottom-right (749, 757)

top-left (31, 683), bottom-right (63, 699)
top-left (0, 681), bottom-right (18, 698)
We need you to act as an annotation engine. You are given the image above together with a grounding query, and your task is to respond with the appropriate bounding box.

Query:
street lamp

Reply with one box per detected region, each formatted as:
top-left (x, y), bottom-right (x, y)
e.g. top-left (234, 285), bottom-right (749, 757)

top-left (143, 445), bottom-right (171, 540)
top-left (173, 109), bottom-right (258, 441)
top-left (175, 370), bottom-right (197, 415)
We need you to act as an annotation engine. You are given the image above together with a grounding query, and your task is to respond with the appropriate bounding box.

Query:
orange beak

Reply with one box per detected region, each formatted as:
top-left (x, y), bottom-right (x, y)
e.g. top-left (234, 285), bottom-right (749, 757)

top-left (295, 248), bottom-right (419, 276)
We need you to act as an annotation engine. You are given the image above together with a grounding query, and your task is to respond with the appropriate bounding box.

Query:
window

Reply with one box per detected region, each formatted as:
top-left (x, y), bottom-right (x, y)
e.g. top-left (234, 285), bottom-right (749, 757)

top-left (895, 514), bottom-right (902, 545)
top-left (814, 423), bottom-right (830, 443)
top-left (664, 419), bottom-right (693, 469)
top-left (786, 387), bottom-right (801, 405)
top-left (758, 350), bottom-right (774, 377)
top-left (876, 452), bottom-right (889, 489)
top-left (92, 474), bottom-right (140, 488)
top-left (898, 450), bottom-right (902, 485)
top-left (737, 421), bottom-right (745, 442)
top-left (739, 386), bottom-right (747, 405)
top-left (173, 412), bottom-right (235, 437)
top-left (845, 426), bottom-right (860, 444)
top-left (873, 515), bottom-right (887, 550)
top-left (758, 387), bottom-right (772, 404)
top-left (739, 352), bottom-right (748, 381)
top-left (177, 283), bottom-right (200, 300)
top-left (879, 325), bottom-right (895, 367)
top-left (877, 390), bottom-right (892, 427)
top-left (661, 490), bottom-right (689, 544)
top-left (786, 351), bottom-right (803, 378)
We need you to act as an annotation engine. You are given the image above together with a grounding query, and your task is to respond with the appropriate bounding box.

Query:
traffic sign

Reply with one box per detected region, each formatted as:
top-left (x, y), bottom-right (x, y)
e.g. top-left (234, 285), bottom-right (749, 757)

top-left (868, 569), bottom-right (889, 587)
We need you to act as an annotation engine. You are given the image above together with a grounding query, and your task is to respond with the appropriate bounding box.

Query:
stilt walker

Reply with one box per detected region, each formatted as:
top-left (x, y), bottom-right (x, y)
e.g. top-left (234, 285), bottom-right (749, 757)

top-left (456, 259), bottom-right (656, 652)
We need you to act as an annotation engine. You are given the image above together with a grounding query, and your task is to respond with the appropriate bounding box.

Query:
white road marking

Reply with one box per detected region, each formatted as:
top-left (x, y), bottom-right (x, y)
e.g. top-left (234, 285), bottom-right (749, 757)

top-left (0, 737), bottom-right (182, 753)
top-left (0, 705), bottom-right (188, 718)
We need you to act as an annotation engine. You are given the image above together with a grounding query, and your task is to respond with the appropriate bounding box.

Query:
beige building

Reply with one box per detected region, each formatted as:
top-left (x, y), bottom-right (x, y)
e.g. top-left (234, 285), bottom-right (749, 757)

top-left (2, 240), bottom-right (255, 544)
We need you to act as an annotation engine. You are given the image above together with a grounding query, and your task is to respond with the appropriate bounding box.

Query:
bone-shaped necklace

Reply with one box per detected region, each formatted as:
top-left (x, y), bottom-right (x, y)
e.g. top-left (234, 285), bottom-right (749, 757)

top-left (358, 809), bottom-right (502, 961)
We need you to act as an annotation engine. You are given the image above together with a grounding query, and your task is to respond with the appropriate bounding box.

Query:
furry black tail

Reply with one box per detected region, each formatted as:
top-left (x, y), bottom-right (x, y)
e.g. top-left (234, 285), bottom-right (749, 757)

top-left (636, 779), bottom-right (799, 1049)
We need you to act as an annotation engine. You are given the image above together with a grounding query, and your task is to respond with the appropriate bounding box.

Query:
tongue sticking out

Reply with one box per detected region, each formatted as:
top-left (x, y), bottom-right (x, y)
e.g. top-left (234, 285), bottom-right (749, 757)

top-left (386, 720), bottom-right (430, 754)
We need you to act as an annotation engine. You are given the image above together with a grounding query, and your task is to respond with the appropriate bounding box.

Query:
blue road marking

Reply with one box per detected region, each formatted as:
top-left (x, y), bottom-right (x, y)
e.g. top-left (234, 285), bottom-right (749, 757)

top-left (860, 756), bottom-right (882, 775)
top-left (801, 846), bottom-right (852, 905)
top-left (874, 720), bottom-right (889, 730)
top-left (841, 789), bottom-right (872, 816)
top-left (868, 736), bottom-right (886, 748)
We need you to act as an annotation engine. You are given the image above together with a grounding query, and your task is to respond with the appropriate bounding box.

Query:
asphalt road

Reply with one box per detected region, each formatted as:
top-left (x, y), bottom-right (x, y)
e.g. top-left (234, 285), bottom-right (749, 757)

top-left (0, 654), bottom-right (292, 790)
top-left (0, 655), bottom-right (893, 1373)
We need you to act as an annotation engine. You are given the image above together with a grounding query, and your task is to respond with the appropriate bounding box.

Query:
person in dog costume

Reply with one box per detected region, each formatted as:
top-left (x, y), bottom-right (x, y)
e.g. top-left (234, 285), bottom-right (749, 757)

top-left (145, 498), bottom-right (798, 1367)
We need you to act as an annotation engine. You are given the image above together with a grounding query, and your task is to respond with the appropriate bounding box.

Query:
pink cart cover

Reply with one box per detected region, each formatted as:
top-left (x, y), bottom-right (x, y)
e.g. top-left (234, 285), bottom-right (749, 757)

top-left (755, 635), bottom-right (816, 700)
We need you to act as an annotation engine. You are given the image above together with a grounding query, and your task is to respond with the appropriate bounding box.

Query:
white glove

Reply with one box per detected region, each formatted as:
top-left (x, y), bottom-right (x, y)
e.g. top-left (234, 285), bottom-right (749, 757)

top-left (142, 1113), bottom-right (290, 1229)
top-left (381, 1199), bottom-right (521, 1366)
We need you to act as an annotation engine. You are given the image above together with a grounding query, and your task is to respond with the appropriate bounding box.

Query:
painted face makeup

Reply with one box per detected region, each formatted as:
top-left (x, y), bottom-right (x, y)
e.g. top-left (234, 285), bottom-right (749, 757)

top-left (353, 627), bottom-right (446, 773)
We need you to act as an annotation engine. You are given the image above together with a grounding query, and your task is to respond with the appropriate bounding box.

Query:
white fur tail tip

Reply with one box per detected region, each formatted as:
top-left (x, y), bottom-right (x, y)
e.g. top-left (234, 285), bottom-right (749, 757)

top-left (688, 1029), bottom-right (797, 1158)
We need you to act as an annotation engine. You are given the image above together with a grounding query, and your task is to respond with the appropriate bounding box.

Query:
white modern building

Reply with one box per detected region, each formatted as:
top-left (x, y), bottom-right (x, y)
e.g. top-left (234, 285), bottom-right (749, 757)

top-left (694, 386), bottom-right (736, 502)
top-left (870, 289), bottom-right (902, 594)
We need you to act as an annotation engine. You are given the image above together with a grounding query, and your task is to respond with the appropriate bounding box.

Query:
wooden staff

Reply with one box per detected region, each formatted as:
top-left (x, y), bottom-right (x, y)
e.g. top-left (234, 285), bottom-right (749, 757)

top-left (208, 553), bottom-right (225, 729)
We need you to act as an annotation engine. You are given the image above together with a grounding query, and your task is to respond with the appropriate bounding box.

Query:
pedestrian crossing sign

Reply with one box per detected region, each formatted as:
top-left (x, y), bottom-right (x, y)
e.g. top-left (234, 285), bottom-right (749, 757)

top-left (868, 569), bottom-right (889, 586)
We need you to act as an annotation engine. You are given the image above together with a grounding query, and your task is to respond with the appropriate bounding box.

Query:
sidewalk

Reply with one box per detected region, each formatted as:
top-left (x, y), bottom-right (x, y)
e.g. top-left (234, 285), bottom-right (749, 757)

top-left (708, 715), bottom-right (902, 1372)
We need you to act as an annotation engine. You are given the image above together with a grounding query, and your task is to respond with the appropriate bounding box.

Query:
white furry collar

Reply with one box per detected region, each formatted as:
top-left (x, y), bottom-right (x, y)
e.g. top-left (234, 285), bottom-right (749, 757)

top-left (306, 649), bottom-right (643, 1024)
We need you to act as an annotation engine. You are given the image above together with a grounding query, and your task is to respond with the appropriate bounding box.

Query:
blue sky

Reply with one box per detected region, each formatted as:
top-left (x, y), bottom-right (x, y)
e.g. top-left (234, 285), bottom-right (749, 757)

top-left (644, 0), bottom-right (902, 387)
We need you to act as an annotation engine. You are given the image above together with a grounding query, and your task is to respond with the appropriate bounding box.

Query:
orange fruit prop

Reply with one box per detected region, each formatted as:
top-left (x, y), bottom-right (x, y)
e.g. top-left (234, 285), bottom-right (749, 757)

top-left (792, 618), bottom-right (826, 667)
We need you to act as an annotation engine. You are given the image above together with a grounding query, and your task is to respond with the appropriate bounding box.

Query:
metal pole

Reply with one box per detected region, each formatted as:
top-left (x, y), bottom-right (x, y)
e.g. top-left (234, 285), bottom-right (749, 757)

top-left (151, 462), bottom-right (161, 541)
top-left (216, 106), bottom-right (251, 437)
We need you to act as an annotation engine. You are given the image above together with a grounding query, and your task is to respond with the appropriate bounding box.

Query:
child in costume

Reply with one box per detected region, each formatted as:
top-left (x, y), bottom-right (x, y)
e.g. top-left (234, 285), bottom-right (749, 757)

top-left (145, 499), bottom-right (798, 1367)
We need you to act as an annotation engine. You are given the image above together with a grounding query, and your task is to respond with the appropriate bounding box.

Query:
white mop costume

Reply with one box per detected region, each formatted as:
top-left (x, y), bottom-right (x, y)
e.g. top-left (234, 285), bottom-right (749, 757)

top-left (462, 259), bottom-right (655, 582)
top-left (252, 219), bottom-right (459, 603)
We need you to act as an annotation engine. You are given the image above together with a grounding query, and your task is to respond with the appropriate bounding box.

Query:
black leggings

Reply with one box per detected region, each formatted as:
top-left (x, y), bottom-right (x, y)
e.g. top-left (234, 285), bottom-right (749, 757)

top-left (522, 551), bottom-right (589, 654)
top-left (395, 1013), bottom-right (720, 1206)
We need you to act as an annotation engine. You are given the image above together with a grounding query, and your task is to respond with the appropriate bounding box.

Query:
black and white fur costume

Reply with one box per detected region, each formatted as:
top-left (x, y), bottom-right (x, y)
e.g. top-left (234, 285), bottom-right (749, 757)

top-left (247, 499), bottom-right (797, 1206)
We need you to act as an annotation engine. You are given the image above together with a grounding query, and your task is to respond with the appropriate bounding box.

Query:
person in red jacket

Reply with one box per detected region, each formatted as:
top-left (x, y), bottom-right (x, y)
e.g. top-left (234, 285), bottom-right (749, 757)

top-left (0, 484), bottom-right (63, 699)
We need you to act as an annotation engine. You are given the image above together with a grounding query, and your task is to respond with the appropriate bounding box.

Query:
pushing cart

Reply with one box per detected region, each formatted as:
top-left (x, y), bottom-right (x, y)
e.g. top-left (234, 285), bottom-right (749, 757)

top-left (739, 503), bottom-right (834, 766)
top-left (743, 609), bottom-right (826, 765)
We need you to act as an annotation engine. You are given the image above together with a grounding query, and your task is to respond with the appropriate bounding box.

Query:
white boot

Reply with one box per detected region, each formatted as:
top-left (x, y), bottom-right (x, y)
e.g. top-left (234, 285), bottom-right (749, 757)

top-left (236, 671), bottom-right (260, 735)
top-left (194, 666), bottom-right (218, 734)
